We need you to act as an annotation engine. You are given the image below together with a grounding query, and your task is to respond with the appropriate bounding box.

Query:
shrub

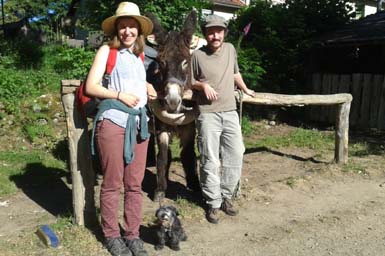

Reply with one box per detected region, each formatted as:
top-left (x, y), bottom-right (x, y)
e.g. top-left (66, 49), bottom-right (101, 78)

top-left (54, 46), bottom-right (95, 79)
top-left (237, 48), bottom-right (265, 91)
top-left (0, 68), bottom-right (61, 114)
top-left (0, 38), bottom-right (44, 69)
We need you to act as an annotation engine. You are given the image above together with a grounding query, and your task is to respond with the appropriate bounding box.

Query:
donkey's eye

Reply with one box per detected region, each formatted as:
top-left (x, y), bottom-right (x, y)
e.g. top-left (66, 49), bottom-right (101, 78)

top-left (181, 59), bottom-right (188, 71)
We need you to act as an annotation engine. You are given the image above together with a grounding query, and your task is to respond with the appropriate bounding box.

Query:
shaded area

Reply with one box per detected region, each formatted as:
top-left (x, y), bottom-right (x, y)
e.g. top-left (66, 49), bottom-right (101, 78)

top-left (142, 169), bottom-right (202, 203)
top-left (245, 146), bottom-right (329, 164)
top-left (1, 37), bottom-right (44, 69)
top-left (349, 130), bottom-right (385, 157)
top-left (10, 163), bottom-right (72, 217)
top-left (51, 139), bottom-right (70, 164)
top-left (139, 225), bottom-right (159, 247)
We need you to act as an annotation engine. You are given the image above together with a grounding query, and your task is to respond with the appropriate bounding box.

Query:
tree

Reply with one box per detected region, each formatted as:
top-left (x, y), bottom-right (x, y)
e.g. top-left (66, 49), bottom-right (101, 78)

top-left (234, 0), bottom-right (354, 93)
top-left (2, 0), bottom-right (71, 23)
top-left (1, 0), bottom-right (71, 35)
top-left (75, 0), bottom-right (210, 32)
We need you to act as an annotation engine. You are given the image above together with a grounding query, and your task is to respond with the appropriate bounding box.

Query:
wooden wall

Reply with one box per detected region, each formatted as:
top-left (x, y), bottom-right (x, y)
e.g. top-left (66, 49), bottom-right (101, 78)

top-left (309, 73), bottom-right (385, 130)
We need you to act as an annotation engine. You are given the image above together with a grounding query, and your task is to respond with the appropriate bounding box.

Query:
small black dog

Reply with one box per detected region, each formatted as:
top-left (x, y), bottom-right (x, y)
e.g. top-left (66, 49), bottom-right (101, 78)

top-left (154, 205), bottom-right (187, 251)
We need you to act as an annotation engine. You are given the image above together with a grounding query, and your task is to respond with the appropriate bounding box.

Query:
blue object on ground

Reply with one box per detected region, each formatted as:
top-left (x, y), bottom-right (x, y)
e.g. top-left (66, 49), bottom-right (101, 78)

top-left (36, 224), bottom-right (59, 248)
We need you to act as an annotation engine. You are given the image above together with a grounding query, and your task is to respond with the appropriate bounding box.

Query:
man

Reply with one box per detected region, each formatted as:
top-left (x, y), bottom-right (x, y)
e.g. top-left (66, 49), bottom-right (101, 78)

top-left (191, 14), bottom-right (255, 224)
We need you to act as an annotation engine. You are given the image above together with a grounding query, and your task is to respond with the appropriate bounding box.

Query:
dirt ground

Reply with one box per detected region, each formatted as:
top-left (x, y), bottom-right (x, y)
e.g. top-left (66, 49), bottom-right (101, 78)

top-left (1, 122), bottom-right (385, 256)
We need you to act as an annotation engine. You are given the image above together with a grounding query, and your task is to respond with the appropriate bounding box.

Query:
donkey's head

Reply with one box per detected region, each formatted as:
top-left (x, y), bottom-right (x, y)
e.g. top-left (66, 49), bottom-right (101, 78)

top-left (147, 10), bottom-right (197, 113)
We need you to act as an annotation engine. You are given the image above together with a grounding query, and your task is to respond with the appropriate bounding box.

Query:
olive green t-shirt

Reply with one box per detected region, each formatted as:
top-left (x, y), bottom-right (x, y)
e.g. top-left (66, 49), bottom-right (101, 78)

top-left (191, 42), bottom-right (239, 113)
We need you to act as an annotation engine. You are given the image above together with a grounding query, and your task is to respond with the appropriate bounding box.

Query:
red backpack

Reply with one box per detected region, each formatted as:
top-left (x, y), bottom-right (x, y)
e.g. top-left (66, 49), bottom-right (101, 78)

top-left (75, 48), bottom-right (145, 117)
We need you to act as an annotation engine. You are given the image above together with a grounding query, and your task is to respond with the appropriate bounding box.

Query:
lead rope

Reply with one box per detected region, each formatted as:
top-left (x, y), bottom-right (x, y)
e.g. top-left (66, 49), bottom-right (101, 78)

top-left (233, 90), bottom-right (243, 199)
top-left (148, 102), bottom-right (162, 203)
top-left (238, 89), bottom-right (244, 126)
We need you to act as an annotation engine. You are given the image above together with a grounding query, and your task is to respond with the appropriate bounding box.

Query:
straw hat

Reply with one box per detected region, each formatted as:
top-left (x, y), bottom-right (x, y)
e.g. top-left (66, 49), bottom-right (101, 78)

top-left (102, 2), bottom-right (153, 36)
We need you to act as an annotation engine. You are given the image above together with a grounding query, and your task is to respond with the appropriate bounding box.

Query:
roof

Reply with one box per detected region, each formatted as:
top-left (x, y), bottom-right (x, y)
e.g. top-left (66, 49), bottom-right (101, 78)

top-left (314, 11), bottom-right (385, 47)
top-left (212, 0), bottom-right (246, 8)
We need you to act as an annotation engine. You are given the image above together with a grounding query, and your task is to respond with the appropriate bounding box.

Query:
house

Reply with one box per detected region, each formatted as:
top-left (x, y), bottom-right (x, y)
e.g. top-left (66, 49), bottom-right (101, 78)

top-left (350, 0), bottom-right (384, 18)
top-left (205, 0), bottom-right (249, 19)
top-left (207, 0), bottom-right (384, 20)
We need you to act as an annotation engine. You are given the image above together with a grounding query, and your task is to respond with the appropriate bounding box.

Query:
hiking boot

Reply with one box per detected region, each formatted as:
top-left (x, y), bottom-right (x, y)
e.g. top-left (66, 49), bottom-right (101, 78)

top-left (105, 237), bottom-right (132, 256)
top-left (125, 238), bottom-right (148, 256)
top-left (221, 198), bottom-right (239, 216)
top-left (206, 207), bottom-right (220, 224)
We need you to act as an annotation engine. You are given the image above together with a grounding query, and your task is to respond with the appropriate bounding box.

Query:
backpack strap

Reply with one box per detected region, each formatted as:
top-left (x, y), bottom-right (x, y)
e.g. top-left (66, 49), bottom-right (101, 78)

top-left (105, 49), bottom-right (143, 74)
top-left (106, 48), bottom-right (118, 75)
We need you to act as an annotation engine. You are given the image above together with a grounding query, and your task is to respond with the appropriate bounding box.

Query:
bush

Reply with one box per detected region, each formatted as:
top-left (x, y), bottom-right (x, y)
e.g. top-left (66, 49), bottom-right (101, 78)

top-left (0, 68), bottom-right (61, 114)
top-left (237, 48), bottom-right (265, 91)
top-left (54, 46), bottom-right (95, 79)
top-left (0, 37), bottom-right (44, 69)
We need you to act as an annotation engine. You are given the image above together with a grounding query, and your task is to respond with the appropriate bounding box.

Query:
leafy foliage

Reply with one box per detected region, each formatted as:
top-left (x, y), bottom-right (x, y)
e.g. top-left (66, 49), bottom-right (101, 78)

top-left (75, 0), bottom-right (210, 32)
top-left (237, 48), bottom-right (265, 91)
top-left (53, 46), bottom-right (95, 79)
top-left (0, 41), bottom-right (64, 114)
top-left (142, 0), bottom-right (210, 31)
top-left (0, 68), bottom-right (57, 114)
top-left (2, 0), bottom-right (71, 31)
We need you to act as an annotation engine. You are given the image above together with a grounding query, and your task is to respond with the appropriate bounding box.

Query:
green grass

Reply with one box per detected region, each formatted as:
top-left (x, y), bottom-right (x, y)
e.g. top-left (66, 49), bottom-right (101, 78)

top-left (175, 197), bottom-right (203, 219)
top-left (341, 161), bottom-right (367, 174)
top-left (241, 115), bottom-right (257, 136)
top-left (247, 127), bottom-right (334, 151)
top-left (349, 141), bottom-right (385, 157)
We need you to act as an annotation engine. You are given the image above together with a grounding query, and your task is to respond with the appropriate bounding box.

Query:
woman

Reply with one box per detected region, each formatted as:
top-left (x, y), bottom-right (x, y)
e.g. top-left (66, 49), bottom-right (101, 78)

top-left (85, 2), bottom-right (156, 256)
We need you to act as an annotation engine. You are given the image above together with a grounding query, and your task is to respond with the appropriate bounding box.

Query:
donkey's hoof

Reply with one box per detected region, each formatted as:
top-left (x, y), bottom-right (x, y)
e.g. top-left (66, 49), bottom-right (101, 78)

top-left (153, 190), bottom-right (165, 202)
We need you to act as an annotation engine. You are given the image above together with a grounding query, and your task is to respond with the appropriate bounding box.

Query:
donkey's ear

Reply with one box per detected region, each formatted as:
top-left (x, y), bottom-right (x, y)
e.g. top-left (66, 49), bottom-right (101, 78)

top-left (181, 9), bottom-right (197, 46)
top-left (146, 12), bottom-right (168, 46)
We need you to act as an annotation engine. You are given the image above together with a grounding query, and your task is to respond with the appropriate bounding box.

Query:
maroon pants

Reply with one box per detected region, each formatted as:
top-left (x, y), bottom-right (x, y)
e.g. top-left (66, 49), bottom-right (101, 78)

top-left (96, 119), bottom-right (149, 240)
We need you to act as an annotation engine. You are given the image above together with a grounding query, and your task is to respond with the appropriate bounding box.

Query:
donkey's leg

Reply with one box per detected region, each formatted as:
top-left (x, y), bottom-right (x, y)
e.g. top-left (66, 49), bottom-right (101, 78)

top-left (146, 133), bottom-right (156, 167)
top-left (154, 131), bottom-right (170, 201)
top-left (179, 122), bottom-right (200, 193)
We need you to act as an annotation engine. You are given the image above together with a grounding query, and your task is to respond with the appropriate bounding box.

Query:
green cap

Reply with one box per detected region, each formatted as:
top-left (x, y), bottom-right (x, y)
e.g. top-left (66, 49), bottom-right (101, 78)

top-left (203, 14), bottom-right (228, 29)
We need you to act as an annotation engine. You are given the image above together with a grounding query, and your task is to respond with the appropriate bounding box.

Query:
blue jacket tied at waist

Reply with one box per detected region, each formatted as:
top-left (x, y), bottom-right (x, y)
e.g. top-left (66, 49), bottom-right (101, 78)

top-left (91, 99), bottom-right (150, 164)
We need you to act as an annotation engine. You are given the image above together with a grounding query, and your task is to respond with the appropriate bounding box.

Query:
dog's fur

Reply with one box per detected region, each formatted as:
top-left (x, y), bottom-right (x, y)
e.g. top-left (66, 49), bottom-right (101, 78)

top-left (154, 205), bottom-right (187, 251)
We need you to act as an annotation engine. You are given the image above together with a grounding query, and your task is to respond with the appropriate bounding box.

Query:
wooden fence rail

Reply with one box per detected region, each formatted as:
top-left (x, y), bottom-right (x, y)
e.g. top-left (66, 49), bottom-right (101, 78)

top-left (61, 80), bottom-right (352, 225)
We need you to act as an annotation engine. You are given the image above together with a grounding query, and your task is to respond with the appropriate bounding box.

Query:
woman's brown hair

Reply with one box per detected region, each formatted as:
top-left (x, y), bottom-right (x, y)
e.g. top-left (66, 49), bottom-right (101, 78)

top-left (107, 17), bottom-right (145, 56)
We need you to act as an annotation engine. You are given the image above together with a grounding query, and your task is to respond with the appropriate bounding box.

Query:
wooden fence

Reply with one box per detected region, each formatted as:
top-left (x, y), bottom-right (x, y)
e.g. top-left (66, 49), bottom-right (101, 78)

top-left (309, 73), bottom-right (385, 129)
top-left (61, 80), bottom-right (352, 225)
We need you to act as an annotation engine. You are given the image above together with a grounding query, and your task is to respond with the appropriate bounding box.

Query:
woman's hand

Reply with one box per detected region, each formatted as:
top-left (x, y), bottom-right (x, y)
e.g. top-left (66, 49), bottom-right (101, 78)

top-left (146, 82), bottom-right (157, 100)
top-left (118, 92), bottom-right (140, 107)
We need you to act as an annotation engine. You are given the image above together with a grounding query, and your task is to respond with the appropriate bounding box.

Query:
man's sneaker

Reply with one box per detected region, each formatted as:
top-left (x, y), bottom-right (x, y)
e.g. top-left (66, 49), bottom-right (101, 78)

top-left (221, 198), bottom-right (239, 216)
top-left (105, 237), bottom-right (132, 256)
top-left (125, 238), bottom-right (148, 256)
top-left (206, 207), bottom-right (220, 224)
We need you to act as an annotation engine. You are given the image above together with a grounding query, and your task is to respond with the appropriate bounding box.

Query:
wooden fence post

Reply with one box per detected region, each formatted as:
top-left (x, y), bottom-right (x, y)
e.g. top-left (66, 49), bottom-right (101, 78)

top-left (61, 80), bottom-right (96, 226)
top-left (335, 101), bottom-right (351, 164)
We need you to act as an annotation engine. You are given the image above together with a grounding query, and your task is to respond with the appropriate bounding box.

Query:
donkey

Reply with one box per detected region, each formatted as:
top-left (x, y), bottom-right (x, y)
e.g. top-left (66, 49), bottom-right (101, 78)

top-left (146, 10), bottom-right (200, 201)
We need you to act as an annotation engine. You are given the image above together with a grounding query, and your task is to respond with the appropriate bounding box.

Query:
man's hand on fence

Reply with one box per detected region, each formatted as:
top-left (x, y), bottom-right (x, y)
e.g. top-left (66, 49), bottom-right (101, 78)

top-left (243, 88), bottom-right (256, 97)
